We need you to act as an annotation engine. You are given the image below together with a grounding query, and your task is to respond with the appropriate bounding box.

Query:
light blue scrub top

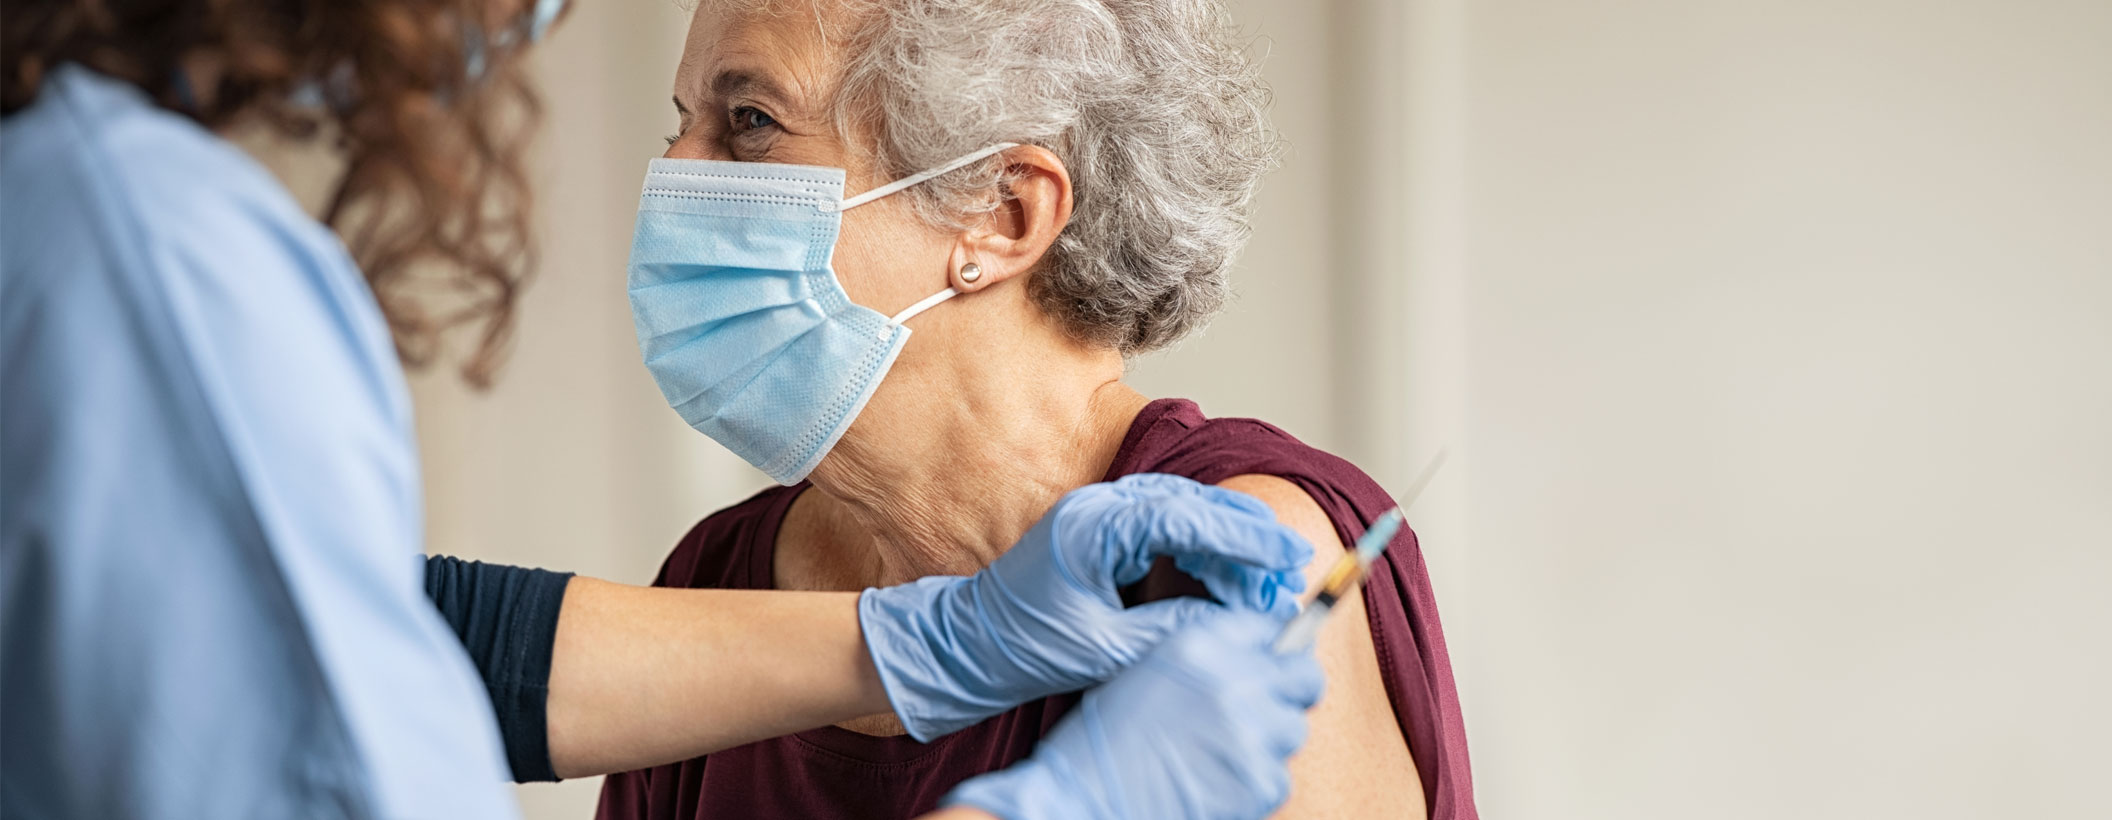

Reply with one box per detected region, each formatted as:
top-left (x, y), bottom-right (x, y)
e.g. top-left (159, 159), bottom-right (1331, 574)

top-left (1, 67), bottom-right (519, 819)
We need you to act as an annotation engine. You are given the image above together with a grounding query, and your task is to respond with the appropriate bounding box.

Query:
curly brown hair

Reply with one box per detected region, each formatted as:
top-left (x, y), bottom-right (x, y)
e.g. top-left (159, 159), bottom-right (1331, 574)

top-left (2, 0), bottom-right (551, 387)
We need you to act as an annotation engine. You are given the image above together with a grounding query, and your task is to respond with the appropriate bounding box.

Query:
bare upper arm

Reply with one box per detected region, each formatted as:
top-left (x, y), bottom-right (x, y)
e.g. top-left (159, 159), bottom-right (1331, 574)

top-left (1217, 474), bottom-right (1426, 820)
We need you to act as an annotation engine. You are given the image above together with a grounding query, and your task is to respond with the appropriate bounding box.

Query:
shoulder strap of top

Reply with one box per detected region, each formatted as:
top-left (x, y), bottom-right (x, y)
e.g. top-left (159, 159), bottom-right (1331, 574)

top-left (654, 484), bottom-right (804, 591)
top-left (1115, 399), bottom-right (1386, 539)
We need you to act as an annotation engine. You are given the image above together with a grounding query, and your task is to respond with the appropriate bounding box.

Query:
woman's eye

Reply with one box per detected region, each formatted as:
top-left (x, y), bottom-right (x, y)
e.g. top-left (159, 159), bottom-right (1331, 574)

top-left (730, 106), bottom-right (777, 133)
top-left (664, 133), bottom-right (681, 146)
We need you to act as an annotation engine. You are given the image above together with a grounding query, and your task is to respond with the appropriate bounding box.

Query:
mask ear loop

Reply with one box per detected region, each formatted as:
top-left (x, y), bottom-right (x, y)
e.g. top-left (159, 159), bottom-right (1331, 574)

top-left (888, 288), bottom-right (960, 326)
top-left (848, 141), bottom-right (1021, 323)
top-left (834, 142), bottom-right (1021, 211)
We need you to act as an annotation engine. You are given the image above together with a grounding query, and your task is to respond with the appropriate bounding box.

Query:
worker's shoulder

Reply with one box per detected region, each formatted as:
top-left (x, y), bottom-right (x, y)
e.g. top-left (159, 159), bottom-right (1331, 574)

top-left (4, 66), bottom-right (400, 394)
top-left (1, 65), bottom-right (350, 299)
top-left (3, 67), bottom-right (410, 461)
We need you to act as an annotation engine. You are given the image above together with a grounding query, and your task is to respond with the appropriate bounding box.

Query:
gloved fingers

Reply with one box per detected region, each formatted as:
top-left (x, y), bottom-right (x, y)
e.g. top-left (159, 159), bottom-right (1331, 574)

top-left (1115, 596), bottom-right (1229, 650)
top-left (1172, 553), bottom-right (1304, 618)
top-left (1192, 607), bottom-right (1293, 645)
top-left (1038, 476), bottom-right (1266, 585)
top-left (1120, 491), bottom-right (1314, 592)
top-left (1256, 765), bottom-right (1295, 811)
top-left (1168, 608), bottom-right (1298, 669)
top-left (1110, 473), bottom-right (1280, 521)
top-left (1258, 700), bottom-right (1314, 760)
top-left (1268, 650), bottom-right (1328, 709)
top-left (1237, 656), bottom-right (1322, 761)
top-left (1145, 493), bottom-right (1314, 572)
top-left (1196, 613), bottom-right (1325, 708)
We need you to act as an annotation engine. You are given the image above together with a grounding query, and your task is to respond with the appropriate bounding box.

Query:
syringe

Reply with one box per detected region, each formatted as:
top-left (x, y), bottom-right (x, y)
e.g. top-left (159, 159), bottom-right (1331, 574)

top-left (1270, 507), bottom-right (1405, 654)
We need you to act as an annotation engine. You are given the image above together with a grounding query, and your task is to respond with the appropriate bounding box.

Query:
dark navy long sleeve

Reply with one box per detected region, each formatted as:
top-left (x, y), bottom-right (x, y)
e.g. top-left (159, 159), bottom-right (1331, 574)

top-left (422, 555), bottom-right (574, 783)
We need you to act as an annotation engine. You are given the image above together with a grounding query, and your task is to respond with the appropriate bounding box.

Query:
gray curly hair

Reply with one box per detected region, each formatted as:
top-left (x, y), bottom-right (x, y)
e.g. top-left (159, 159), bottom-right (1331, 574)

top-left (731, 0), bottom-right (1280, 353)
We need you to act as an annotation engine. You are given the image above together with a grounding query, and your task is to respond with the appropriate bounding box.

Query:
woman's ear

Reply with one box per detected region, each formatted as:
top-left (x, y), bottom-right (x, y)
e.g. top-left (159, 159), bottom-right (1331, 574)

top-left (950, 145), bottom-right (1073, 292)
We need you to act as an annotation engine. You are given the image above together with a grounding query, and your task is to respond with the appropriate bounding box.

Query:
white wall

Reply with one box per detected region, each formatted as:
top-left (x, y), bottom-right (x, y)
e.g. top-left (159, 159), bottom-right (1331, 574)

top-left (399, 1), bottom-right (2111, 818)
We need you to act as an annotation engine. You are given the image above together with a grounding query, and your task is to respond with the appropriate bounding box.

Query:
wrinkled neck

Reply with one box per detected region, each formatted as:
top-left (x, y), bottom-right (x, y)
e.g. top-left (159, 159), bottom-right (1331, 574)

top-left (806, 292), bottom-right (1146, 584)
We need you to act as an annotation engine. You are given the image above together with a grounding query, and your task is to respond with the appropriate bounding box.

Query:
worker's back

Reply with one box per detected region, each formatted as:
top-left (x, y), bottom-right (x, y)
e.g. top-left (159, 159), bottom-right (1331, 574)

top-left (0, 65), bottom-right (516, 820)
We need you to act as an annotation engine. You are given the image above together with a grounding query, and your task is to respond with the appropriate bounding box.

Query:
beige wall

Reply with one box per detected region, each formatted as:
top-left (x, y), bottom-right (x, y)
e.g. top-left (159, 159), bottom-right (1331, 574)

top-left (402, 1), bottom-right (2111, 818)
top-left (1453, 1), bottom-right (2112, 817)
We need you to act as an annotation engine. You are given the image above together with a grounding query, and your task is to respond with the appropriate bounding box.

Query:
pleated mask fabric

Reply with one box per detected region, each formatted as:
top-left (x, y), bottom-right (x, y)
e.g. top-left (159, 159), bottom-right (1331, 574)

top-left (626, 144), bottom-right (1013, 484)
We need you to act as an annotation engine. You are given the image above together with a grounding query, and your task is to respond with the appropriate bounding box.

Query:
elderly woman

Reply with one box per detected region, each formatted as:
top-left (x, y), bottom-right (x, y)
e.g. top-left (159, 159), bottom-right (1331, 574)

top-left (603, 0), bottom-right (1476, 818)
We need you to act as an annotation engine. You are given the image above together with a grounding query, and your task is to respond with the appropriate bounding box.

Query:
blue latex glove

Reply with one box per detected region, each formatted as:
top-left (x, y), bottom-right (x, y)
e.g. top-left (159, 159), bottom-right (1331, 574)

top-left (944, 610), bottom-right (1326, 820)
top-left (859, 473), bottom-right (1312, 741)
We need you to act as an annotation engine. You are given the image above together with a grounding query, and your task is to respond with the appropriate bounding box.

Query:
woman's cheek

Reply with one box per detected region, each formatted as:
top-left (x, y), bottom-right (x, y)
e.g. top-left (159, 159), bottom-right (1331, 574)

top-left (833, 204), bottom-right (946, 313)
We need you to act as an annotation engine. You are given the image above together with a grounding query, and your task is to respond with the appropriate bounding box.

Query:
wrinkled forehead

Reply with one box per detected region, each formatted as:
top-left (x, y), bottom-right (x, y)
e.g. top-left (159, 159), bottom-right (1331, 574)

top-left (676, 0), bottom-right (856, 112)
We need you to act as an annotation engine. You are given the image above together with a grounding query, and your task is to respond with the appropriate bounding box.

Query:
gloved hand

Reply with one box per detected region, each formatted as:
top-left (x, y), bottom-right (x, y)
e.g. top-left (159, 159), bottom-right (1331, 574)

top-left (859, 473), bottom-right (1311, 741)
top-left (943, 610), bottom-right (1325, 820)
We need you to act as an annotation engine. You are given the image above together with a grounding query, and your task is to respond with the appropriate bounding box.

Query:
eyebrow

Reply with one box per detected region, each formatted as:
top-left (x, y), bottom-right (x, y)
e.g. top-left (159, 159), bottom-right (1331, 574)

top-left (673, 69), bottom-right (800, 120)
top-left (710, 69), bottom-right (790, 105)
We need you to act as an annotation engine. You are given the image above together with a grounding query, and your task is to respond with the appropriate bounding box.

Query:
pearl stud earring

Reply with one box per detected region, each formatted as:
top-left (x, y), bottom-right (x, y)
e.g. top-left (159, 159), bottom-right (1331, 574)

top-left (959, 262), bottom-right (983, 283)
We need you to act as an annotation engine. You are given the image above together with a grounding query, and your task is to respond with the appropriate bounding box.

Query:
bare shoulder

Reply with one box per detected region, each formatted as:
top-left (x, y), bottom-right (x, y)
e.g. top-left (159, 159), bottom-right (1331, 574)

top-left (1216, 475), bottom-right (1332, 534)
top-left (1216, 474), bottom-right (1428, 819)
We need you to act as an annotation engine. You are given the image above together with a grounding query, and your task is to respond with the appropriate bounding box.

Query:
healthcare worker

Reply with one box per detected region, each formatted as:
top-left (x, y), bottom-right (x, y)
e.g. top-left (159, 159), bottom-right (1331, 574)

top-left (0, 2), bottom-right (1324, 820)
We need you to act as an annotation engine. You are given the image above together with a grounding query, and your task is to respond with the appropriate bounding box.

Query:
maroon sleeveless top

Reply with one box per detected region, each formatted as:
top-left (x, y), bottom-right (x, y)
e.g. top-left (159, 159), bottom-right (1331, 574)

top-left (596, 399), bottom-right (1476, 819)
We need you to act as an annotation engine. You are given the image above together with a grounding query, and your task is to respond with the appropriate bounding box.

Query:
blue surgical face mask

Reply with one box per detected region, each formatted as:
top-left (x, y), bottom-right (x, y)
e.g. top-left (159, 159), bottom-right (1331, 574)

top-left (627, 143), bottom-right (1018, 484)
